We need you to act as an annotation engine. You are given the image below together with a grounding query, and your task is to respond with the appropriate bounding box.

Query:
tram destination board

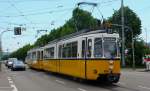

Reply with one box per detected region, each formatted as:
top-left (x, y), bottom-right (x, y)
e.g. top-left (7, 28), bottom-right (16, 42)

top-left (103, 37), bottom-right (116, 41)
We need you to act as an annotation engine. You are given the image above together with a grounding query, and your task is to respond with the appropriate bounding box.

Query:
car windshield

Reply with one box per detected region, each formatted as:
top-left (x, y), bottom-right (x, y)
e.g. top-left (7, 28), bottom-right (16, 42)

top-left (14, 61), bottom-right (24, 65)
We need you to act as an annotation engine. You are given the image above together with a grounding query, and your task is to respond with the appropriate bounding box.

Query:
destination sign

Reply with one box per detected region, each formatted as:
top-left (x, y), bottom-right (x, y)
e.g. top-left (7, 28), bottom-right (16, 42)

top-left (103, 37), bottom-right (116, 41)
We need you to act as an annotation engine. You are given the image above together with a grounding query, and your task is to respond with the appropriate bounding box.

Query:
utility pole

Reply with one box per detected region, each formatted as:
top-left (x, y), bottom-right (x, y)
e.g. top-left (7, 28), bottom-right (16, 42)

top-left (121, 0), bottom-right (125, 67)
top-left (131, 30), bottom-right (135, 70)
top-left (145, 28), bottom-right (147, 46)
top-left (0, 30), bottom-right (11, 60)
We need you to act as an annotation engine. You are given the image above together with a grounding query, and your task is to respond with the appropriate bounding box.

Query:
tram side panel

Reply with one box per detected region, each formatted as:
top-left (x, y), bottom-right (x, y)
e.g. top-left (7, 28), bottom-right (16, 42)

top-left (42, 59), bottom-right (58, 73)
top-left (59, 59), bottom-right (85, 78)
top-left (86, 60), bottom-right (120, 80)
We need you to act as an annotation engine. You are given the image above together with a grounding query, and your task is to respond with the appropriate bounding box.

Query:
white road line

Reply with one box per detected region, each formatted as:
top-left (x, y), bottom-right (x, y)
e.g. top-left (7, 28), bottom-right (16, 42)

top-left (9, 81), bottom-right (13, 84)
top-left (8, 78), bottom-right (12, 81)
top-left (7, 77), bottom-right (18, 91)
top-left (11, 84), bottom-right (18, 91)
top-left (118, 82), bottom-right (126, 85)
top-left (138, 85), bottom-right (150, 90)
top-left (78, 88), bottom-right (87, 91)
top-left (55, 80), bottom-right (65, 85)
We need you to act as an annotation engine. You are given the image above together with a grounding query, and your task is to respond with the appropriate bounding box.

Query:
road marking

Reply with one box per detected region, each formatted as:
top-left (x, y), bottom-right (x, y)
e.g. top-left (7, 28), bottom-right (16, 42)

top-left (78, 88), bottom-right (87, 91)
top-left (7, 77), bottom-right (18, 91)
top-left (55, 80), bottom-right (65, 85)
top-left (118, 82), bottom-right (126, 85)
top-left (11, 84), bottom-right (18, 91)
top-left (138, 85), bottom-right (150, 90)
top-left (9, 81), bottom-right (13, 84)
top-left (8, 79), bottom-right (12, 81)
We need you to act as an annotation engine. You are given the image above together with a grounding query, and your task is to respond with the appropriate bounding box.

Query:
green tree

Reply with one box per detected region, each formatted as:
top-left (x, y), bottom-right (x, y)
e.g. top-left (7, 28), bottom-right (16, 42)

top-left (34, 8), bottom-right (98, 47)
top-left (108, 6), bottom-right (141, 42)
top-left (108, 6), bottom-right (143, 66)
top-left (73, 8), bottom-right (98, 30)
top-left (9, 44), bottom-right (33, 61)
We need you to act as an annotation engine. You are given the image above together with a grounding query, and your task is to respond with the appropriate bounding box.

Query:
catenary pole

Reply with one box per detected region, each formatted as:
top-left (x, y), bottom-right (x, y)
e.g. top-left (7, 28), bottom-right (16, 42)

top-left (121, 0), bottom-right (125, 67)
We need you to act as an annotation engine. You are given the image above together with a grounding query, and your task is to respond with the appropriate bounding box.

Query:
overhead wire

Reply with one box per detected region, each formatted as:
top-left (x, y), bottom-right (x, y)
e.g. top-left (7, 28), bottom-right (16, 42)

top-left (0, 0), bottom-right (57, 3)
top-left (0, 8), bottom-right (74, 17)
top-left (7, 0), bottom-right (34, 24)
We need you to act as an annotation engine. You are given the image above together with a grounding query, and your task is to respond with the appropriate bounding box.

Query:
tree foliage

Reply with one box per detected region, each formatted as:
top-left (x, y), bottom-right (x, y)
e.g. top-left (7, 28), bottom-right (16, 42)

top-left (108, 6), bottom-right (141, 42)
top-left (108, 6), bottom-right (150, 67)
top-left (9, 44), bottom-right (33, 61)
top-left (8, 8), bottom-right (98, 60)
top-left (34, 8), bottom-right (98, 47)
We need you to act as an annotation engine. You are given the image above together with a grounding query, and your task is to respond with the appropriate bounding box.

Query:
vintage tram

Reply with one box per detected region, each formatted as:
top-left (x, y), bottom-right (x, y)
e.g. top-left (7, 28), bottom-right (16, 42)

top-left (26, 29), bottom-right (121, 83)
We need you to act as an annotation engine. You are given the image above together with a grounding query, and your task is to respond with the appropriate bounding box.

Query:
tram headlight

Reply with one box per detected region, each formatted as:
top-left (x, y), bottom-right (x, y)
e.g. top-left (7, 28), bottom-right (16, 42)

top-left (109, 65), bottom-right (114, 70)
top-left (109, 60), bottom-right (114, 65)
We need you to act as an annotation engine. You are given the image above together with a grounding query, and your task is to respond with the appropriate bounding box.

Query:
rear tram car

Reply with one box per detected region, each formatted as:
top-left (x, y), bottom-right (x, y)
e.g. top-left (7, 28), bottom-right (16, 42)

top-left (26, 30), bottom-right (121, 83)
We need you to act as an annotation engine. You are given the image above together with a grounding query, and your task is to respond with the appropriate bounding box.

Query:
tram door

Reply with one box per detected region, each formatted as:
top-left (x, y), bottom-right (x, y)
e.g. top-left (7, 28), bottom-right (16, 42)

top-left (40, 51), bottom-right (44, 69)
top-left (81, 37), bottom-right (93, 79)
top-left (82, 37), bottom-right (93, 58)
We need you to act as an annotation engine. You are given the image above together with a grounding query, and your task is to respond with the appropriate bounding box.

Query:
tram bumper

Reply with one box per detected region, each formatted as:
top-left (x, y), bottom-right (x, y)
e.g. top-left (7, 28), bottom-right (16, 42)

top-left (98, 73), bottom-right (120, 83)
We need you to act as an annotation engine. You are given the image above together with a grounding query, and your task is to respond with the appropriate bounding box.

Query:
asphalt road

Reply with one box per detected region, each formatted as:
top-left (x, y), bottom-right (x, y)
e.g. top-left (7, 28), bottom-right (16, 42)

top-left (1, 65), bottom-right (150, 91)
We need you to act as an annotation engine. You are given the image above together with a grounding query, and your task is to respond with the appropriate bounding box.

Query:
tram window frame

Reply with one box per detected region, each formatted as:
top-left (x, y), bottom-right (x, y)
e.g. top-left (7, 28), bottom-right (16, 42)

top-left (117, 39), bottom-right (121, 57)
top-left (32, 52), bottom-right (36, 60)
top-left (82, 40), bottom-right (86, 58)
top-left (67, 43), bottom-right (72, 58)
top-left (45, 47), bottom-right (55, 59)
top-left (29, 53), bottom-right (32, 60)
top-left (72, 42), bottom-right (78, 58)
top-left (94, 38), bottom-right (103, 58)
top-left (87, 39), bottom-right (92, 58)
top-left (58, 45), bottom-right (62, 58)
top-left (41, 51), bottom-right (44, 60)
top-left (62, 41), bottom-right (78, 59)
top-left (62, 44), bottom-right (67, 58)
top-left (37, 51), bottom-right (40, 60)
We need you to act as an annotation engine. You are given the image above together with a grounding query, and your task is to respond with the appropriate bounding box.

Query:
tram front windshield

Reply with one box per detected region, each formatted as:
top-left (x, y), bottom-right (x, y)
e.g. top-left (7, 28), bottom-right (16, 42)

top-left (103, 38), bottom-right (117, 58)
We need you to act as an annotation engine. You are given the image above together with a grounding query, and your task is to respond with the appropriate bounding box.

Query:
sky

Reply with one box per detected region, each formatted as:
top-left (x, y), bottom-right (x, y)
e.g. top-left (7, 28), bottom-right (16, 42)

top-left (0, 0), bottom-right (150, 52)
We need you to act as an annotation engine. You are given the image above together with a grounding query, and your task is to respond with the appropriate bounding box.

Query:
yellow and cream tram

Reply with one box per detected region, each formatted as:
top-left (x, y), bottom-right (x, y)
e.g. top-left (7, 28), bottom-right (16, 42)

top-left (26, 29), bottom-right (120, 83)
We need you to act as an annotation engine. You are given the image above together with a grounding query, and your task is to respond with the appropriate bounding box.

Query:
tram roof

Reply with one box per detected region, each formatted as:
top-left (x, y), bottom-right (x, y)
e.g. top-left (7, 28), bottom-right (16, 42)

top-left (46, 29), bottom-right (119, 44)
top-left (28, 29), bottom-right (119, 53)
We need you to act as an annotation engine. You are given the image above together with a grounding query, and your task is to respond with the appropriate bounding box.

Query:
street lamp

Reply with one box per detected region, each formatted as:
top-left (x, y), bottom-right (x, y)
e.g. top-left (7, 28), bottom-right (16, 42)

top-left (0, 29), bottom-right (12, 60)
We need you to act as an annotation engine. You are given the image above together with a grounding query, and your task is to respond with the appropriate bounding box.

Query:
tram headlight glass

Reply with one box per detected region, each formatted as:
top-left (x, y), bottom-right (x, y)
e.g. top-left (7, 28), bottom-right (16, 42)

top-left (109, 65), bottom-right (114, 70)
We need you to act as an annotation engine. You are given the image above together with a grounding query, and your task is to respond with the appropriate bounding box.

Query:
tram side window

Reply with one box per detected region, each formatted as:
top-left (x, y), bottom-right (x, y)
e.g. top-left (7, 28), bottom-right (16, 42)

top-left (94, 38), bottom-right (102, 58)
top-left (41, 51), bottom-right (43, 59)
top-left (67, 43), bottom-right (72, 58)
top-left (62, 42), bottom-right (78, 58)
top-left (45, 47), bottom-right (54, 58)
top-left (29, 53), bottom-right (32, 60)
top-left (87, 39), bottom-right (92, 58)
top-left (32, 52), bottom-right (36, 60)
top-left (82, 40), bottom-right (85, 58)
top-left (72, 42), bottom-right (78, 57)
top-left (58, 45), bottom-right (62, 58)
top-left (37, 51), bottom-right (40, 60)
top-left (62, 44), bottom-right (67, 58)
